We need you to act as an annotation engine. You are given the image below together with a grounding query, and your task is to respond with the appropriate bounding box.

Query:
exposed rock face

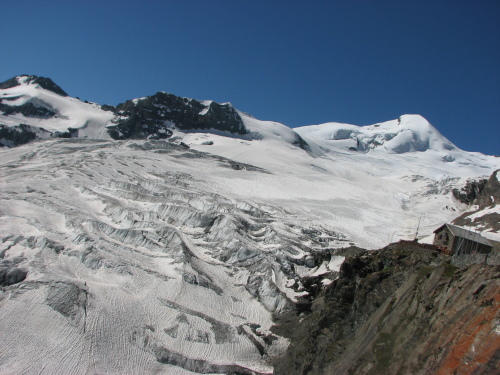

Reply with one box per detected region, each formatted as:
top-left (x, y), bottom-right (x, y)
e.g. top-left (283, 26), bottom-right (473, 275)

top-left (0, 124), bottom-right (40, 147)
top-left (452, 178), bottom-right (488, 205)
top-left (453, 170), bottom-right (500, 234)
top-left (0, 263), bottom-right (27, 286)
top-left (0, 76), bottom-right (249, 147)
top-left (0, 101), bottom-right (57, 119)
top-left (289, 132), bottom-right (310, 152)
top-left (46, 281), bottom-right (88, 326)
top-left (273, 242), bottom-right (500, 375)
top-left (108, 92), bottom-right (247, 139)
top-left (0, 124), bottom-right (75, 148)
top-left (0, 76), bottom-right (82, 147)
top-left (475, 170), bottom-right (500, 208)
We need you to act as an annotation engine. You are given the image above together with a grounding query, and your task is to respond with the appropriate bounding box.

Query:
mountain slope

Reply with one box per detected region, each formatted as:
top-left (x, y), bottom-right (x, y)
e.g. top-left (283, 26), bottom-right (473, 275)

top-left (273, 243), bottom-right (500, 375)
top-left (295, 114), bottom-right (496, 179)
top-left (452, 170), bottom-right (500, 247)
top-left (1, 75), bottom-right (498, 248)
top-left (0, 75), bottom-right (499, 374)
top-left (0, 138), bottom-right (350, 374)
top-left (0, 75), bottom-right (254, 146)
top-left (296, 115), bottom-right (456, 154)
top-left (0, 75), bottom-right (114, 142)
top-left (0, 138), bottom-right (497, 374)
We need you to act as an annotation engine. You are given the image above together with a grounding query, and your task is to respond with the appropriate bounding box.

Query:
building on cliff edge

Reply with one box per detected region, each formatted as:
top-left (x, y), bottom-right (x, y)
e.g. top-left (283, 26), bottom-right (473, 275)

top-left (433, 224), bottom-right (492, 255)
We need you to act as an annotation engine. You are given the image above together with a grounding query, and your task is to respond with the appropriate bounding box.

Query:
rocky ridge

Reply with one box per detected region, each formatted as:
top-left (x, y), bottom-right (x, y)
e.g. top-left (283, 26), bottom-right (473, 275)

top-left (107, 92), bottom-right (247, 140)
top-left (0, 75), bottom-right (250, 146)
top-left (452, 178), bottom-right (489, 205)
top-left (273, 242), bottom-right (500, 375)
top-left (453, 170), bottom-right (500, 235)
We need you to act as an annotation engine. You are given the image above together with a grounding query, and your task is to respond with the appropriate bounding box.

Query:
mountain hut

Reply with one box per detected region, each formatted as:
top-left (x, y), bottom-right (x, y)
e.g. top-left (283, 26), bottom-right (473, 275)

top-left (433, 224), bottom-right (492, 255)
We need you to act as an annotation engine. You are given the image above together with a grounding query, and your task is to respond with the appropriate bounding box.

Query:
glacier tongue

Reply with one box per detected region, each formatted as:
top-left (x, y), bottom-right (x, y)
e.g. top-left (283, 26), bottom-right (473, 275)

top-left (0, 139), bottom-right (348, 375)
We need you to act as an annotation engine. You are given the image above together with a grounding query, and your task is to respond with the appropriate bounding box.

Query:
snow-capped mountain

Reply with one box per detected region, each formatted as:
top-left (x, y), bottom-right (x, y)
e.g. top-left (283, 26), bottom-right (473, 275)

top-left (296, 114), bottom-right (457, 154)
top-left (0, 75), bottom-right (252, 145)
top-left (0, 75), bottom-right (114, 142)
top-left (0, 75), bottom-right (499, 374)
top-left (109, 92), bottom-right (247, 139)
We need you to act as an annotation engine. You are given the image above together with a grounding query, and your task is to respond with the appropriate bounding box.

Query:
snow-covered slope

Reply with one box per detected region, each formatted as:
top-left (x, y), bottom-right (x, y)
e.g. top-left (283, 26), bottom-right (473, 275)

top-left (181, 113), bottom-right (499, 248)
top-left (0, 75), bottom-right (114, 140)
top-left (0, 75), bottom-right (499, 375)
top-left (181, 112), bottom-right (310, 171)
top-left (0, 75), bottom-right (251, 145)
top-left (0, 139), bottom-right (344, 375)
top-left (296, 115), bottom-right (456, 154)
top-left (295, 114), bottom-right (497, 178)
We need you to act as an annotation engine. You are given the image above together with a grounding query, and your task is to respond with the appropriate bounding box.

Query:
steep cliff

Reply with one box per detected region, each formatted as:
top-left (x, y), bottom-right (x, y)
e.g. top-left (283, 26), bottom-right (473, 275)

top-left (453, 170), bottom-right (500, 235)
top-left (273, 242), bottom-right (499, 375)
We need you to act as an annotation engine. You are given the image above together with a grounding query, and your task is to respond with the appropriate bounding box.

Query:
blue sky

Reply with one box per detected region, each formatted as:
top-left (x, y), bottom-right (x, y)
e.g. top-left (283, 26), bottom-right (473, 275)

top-left (1, 0), bottom-right (499, 154)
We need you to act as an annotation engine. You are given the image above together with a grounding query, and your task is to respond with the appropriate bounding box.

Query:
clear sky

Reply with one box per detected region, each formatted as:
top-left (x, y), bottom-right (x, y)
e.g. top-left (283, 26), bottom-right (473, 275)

top-left (1, 0), bottom-right (499, 155)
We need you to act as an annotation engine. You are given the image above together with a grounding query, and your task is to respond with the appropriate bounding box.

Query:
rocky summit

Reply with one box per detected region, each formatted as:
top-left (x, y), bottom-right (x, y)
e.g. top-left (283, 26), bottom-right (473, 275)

top-left (0, 75), bottom-right (248, 146)
top-left (108, 92), bottom-right (247, 139)
top-left (0, 75), bottom-right (499, 374)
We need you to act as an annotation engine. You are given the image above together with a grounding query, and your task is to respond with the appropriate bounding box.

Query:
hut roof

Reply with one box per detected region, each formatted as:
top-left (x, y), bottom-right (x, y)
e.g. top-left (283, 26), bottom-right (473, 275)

top-left (433, 224), bottom-right (492, 246)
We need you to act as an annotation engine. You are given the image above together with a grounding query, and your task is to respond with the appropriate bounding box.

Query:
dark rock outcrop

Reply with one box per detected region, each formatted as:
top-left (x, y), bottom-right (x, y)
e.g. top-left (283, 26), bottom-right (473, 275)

top-left (474, 170), bottom-right (500, 208)
top-left (108, 92), bottom-right (247, 140)
top-left (0, 77), bottom-right (24, 90)
top-left (0, 124), bottom-right (40, 147)
top-left (273, 242), bottom-right (500, 375)
top-left (453, 170), bottom-right (500, 234)
top-left (0, 76), bottom-right (249, 145)
top-left (452, 178), bottom-right (488, 205)
top-left (0, 75), bottom-right (73, 147)
top-left (0, 124), bottom-right (75, 147)
top-left (0, 101), bottom-right (56, 119)
top-left (291, 132), bottom-right (310, 152)
top-left (46, 281), bottom-right (88, 325)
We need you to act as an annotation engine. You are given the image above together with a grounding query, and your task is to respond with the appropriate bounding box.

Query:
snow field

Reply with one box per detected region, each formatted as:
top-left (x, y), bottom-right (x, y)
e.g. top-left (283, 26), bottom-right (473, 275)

top-left (1, 80), bottom-right (499, 374)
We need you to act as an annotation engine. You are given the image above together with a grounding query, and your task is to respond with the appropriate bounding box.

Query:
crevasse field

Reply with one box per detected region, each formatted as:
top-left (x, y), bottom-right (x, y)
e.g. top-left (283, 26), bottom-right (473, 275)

top-left (0, 78), bottom-right (498, 374)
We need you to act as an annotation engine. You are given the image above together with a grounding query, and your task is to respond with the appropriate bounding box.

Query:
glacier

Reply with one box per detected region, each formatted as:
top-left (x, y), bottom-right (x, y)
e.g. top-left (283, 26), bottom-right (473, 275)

top-left (0, 75), bottom-right (499, 374)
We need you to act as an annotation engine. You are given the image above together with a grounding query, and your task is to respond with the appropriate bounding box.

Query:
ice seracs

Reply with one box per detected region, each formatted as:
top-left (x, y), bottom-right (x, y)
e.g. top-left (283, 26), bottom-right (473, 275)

top-left (0, 75), bottom-right (499, 375)
top-left (295, 114), bottom-right (456, 154)
top-left (0, 139), bottom-right (351, 374)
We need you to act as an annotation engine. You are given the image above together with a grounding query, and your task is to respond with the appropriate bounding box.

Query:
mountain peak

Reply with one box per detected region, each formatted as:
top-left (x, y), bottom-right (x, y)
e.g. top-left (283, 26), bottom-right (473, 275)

top-left (0, 75), bottom-right (68, 97)
top-left (392, 114), bottom-right (457, 152)
top-left (108, 91), bottom-right (247, 139)
top-left (396, 114), bottom-right (433, 129)
top-left (295, 114), bottom-right (457, 154)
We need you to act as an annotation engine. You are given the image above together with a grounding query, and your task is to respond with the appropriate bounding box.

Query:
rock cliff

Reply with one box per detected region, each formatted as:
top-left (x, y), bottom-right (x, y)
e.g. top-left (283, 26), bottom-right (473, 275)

top-left (108, 92), bottom-right (247, 140)
top-left (273, 242), bottom-right (499, 375)
top-left (453, 170), bottom-right (500, 234)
